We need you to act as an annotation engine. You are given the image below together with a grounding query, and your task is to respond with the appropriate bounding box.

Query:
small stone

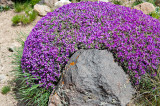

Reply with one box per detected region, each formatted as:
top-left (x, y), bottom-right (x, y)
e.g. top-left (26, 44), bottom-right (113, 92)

top-left (8, 47), bottom-right (13, 52)
top-left (34, 4), bottom-right (51, 16)
top-left (48, 93), bottom-right (62, 106)
top-left (0, 74), bottom-right (8, 83)
top-left (16, 22), bottom-right (21, 26)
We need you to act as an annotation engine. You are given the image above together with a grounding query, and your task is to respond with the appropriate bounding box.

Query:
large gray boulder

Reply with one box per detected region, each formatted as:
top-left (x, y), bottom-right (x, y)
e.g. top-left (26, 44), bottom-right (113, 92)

top-left (49, 49), bottom-right (136, 106)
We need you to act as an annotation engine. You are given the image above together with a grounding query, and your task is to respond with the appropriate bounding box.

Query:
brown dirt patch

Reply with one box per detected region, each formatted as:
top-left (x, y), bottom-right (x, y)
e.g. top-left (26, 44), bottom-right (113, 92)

top-left (0, 9), bottom-right (41, 106)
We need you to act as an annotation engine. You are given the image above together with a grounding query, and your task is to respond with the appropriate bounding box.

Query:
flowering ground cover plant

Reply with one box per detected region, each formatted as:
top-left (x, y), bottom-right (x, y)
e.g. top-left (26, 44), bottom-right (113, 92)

top-left (21, 1), bottom-right (160, 90)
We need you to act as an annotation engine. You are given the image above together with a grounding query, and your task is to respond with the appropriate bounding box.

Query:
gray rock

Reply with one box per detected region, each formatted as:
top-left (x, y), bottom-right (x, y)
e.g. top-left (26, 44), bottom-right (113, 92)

top-left (52, 49), bottom-right (136, 106)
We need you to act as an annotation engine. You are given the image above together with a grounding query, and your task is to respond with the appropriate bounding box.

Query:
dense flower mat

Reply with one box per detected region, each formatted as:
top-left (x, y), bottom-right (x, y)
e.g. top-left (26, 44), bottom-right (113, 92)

top-left (21, 1), bottom-right (160, 89)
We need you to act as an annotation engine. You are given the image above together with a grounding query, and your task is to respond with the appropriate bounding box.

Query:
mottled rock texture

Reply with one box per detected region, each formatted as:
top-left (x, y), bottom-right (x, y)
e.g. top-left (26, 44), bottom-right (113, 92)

top-left (49, 49), bottom-right (136, 106)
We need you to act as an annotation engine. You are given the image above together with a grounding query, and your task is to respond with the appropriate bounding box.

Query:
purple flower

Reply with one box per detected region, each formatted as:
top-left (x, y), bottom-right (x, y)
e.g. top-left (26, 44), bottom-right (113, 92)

top-left (21, 1), bottom-right (160, 89)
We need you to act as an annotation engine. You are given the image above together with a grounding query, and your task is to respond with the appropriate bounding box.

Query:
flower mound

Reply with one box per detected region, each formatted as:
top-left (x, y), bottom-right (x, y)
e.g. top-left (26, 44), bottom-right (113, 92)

top-left (21, 1), bottom-right (160, 89)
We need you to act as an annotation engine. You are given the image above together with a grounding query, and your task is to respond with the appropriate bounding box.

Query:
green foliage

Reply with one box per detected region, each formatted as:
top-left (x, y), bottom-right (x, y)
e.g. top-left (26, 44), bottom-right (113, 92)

top-left (21, 15), bottom-right (30, 24)
top-left (14, 0), bottom-right (36, 13)
top-left (112, 0), bottom-right (122, 5)
top-left (12, 0), bottom-right (38, 25)
top-left (132, 0), bottom-right (157, 7)
top-left (11, 9), bottom-right (37, 25)
top-left (14, 2), bottom-right (27, 12)
top-left (149, 7), bottom-right (160, 19)
top-left (149, 11), bottom-right (160, 19)
top-left (156, 7), bottom-right (160, 13)
top-left (14, 0), bottom-right (30, 3)
top-left (11, 32), bottom-right (52, 106)
top-left (132, 0), bottom-right (143, 7)
top-left (133, 65), bottom-right (160, 106)
top-left (30, 0), bottom-right (41, 6)
top-left (13, 0), bottom-right (40, 11)
top-left (1, 86), bottom-right (11, 95)
top-left (28, 10), bottom-right (37, 21)
top-left (25, 6), bottom-right (37, 21)
top-left (146, 0), bottom-right (156, 6)
top-left (0, 5), bottom-right (10, 12)
top-left (12, 15), bottom-right (22, 25)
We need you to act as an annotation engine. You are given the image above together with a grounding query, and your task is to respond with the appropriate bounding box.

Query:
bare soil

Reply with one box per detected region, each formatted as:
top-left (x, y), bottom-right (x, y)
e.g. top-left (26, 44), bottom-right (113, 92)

top-left (0, 9), bottom-right (41, 106)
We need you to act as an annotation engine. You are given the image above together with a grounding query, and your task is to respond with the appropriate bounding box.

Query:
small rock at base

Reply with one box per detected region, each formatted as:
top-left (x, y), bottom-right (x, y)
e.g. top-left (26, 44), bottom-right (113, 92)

top-left (0, 74), bottom-right (8, 84)
top-left (48, 93), bottom-right (62, 106)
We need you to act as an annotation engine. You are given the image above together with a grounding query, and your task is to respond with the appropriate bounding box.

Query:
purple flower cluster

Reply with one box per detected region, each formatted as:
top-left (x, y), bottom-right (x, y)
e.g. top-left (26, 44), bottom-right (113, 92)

top-left (21, 1), bottom-right (160, 89)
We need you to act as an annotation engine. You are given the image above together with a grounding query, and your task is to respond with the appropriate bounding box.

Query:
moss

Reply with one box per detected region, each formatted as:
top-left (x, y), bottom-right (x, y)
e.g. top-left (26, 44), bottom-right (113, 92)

top-left (0, 5), bottom-right (10, 12)
top-left (12, 15), bottom-right (22, 25)
top-left (112, 0), bottom-right (122, 5)
top-left (132, 0), bottom-right (143, 7)
top-left (149, 11), bottom-right (160, 19)
top-left (1, 86), bottom-right (11, 95)
top-left (12, 9), bottom-right (37, 25)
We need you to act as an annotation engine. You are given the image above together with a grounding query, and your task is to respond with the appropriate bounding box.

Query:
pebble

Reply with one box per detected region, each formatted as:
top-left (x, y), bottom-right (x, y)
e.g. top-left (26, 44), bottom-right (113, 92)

top-left (0, 74), bottom-right (8, 83)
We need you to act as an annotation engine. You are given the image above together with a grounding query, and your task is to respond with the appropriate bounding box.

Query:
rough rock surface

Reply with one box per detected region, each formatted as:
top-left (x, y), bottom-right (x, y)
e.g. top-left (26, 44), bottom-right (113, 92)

top-left (34, 4), bottom-right (51, 16)
top-left (133, 2), bottom-right (156, 14)
top-left (49, 49), bottom-right (136, 106)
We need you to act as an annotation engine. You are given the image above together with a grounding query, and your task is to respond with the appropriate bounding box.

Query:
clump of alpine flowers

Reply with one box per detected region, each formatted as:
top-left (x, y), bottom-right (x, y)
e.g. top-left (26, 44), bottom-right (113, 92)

top-left (21, 1), bottom-right (160, 89)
